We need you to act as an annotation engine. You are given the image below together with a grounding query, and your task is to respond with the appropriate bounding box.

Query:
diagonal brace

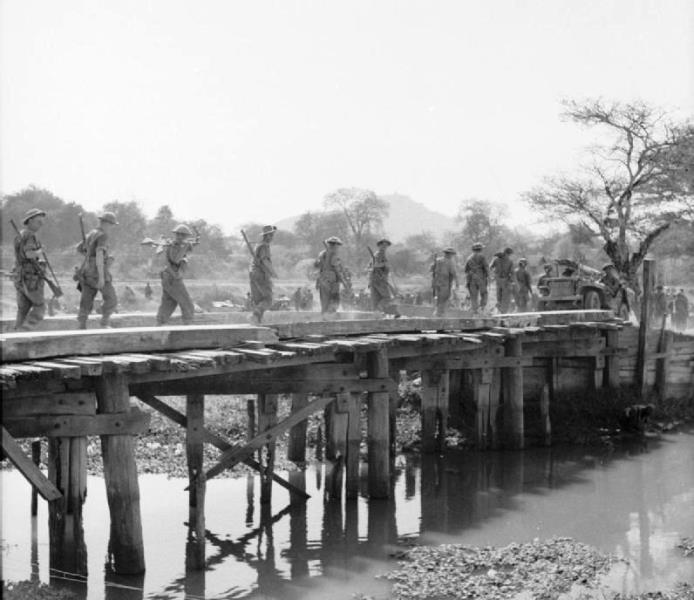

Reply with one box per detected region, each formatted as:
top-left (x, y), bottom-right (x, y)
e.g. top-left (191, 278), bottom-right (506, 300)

top-left (204, 394), bottom-right (334, 482)
top-left (136, 394), bottom-right (309, 500)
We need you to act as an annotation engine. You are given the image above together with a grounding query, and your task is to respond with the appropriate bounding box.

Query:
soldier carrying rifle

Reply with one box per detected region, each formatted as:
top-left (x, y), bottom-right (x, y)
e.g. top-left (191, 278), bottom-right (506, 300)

top-left (75, 212), bottom-right (119, 329)
top-left (11, 208), bottom-right (63, 330)
top-left (244, 225), bottom-right (278, 324)
top-left (368, 238), bottom-right (401, 318)
top-left (142, 224), bottom-right (200, 325)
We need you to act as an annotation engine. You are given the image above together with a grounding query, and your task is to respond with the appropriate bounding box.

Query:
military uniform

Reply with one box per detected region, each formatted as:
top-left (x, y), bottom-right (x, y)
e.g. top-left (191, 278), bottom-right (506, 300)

top-left (651, 287), bottom-right (667, 326)
top-left (674, 291), bottom-right (689, 331)
top-left (249, 226), bottom-right (278, 323)
top-left (514, 261), bottom-right (532, 312)
top-left (464, 244), bottom-right (489, 313)
top-left (76, 214), bottom-right (118, 329)
top-left (431, 249), bottom-right (458, 317)
top-left (490, 250), bottom-right (514, 313)
top-left (13, 210), bottom-right (47, 330)
top-left (369, 240), bottom-right (400, 316)
top-left (156, 228), bottom-right (196, 325)
top-left (315, 238), bottom-right (348, 314)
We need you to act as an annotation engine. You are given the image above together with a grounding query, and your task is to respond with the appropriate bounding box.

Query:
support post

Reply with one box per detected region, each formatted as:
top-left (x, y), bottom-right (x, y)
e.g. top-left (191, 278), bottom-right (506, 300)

top-left (421, 369), bottom-right (449, 453)
top-left (345, 392), bottom-right (361, 499)
top-left (636, 258), bottom-right (654, 397)
top-left (502, 336), bottom-right (524, 449)
top-left (186, 394), bottom-right (205, 570)
top-left (489, 368), bottom-right (501, 450)
top-left (656, 329), bottom-right (673, 402)
top-left (367, 349), bottom-right (390, 498)
top-left (31, 440), bottom-right (41, 517)
top-left (287, 393), bottom-right (309, 463)
top-left (605, 329), bottom-right (621, 389)
top-left (257, 394), bottom-right (278, 504)
top-left (326, 394), bottom-right (349, 499)
top-left (47, 436), bottom-right (88, 577)
top-left (474, 368), bottom-right (493, 449)
top-left (540, 383), bottom-right (551, 447)
top-left (246, 398), bottom-right (256, 442)
top-left (95, 374), bottom-right (145, 574)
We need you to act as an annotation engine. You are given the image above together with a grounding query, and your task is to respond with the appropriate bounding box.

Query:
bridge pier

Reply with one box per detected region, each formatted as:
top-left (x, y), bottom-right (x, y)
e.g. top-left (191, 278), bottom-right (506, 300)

top-left (421, 369), bottom-right (449, 453)
top-left (325, 394), bottom-right (348, 499)
top-left (185, 393), bottom-right (205, 570)
top-left (502, 337), bottom-right (524, 449)
top-left (257, 394), bottom-right (278, 504)
top-left (367, 349), bottom-right (390, 498)
top-left (95, 374), bottom-right (145, 574)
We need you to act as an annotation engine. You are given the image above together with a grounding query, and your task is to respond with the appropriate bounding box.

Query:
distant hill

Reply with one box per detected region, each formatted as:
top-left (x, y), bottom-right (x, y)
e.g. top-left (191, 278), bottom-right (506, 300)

top-left (276, 193), bottom-right (453, 242)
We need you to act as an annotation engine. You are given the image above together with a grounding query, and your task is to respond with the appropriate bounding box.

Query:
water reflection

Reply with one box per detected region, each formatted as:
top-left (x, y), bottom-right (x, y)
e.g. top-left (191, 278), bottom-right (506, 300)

top-left (2, 430), bottom-right (693, 599)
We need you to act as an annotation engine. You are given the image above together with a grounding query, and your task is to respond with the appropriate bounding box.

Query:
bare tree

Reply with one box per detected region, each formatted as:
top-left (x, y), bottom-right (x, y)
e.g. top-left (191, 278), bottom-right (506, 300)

top-left (524, 99), bottom-right (694, 290)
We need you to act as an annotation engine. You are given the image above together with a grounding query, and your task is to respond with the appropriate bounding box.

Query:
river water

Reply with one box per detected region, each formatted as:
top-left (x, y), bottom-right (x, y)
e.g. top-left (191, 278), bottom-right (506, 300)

top-left (2, 430), bottom-right (693, 599)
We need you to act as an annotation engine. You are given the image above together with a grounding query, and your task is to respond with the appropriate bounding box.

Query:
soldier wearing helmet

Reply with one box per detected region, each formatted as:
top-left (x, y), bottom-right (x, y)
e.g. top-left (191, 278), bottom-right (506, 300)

top-left (431, 247), bottom-right (458, 317)
top-left (13, 208), bottom-right (48, 330)
top-left (156, 224), bottom-right (199, 326)
top-left (75, 211), bottom-right (119, 328)
top-left (315, 236), bottom-right (349, 316)
top-left (514, 258), bottom-right (532, 312)
top-left (464, 242), bottom-right (489, 314)
top-left (599, 263), bottom-right (622, 299)
top-left (249, 225), bottom-right (278, 323)
top-left (489, 247), bottom-right (515, 313)
top-left (368, 238), bottom-right (401, 318)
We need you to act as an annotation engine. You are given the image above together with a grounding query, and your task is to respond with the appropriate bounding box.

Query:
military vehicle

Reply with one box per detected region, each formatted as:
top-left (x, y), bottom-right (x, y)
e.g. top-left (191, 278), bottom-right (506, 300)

top-left (536, 259), bottom-right (634, 319)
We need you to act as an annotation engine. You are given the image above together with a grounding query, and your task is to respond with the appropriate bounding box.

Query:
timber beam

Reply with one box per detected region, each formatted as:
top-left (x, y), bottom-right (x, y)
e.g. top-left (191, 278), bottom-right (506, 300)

top-left (204, 394), bottom-right (334, 481)
top-left (136, 394), bottom-right (309, 500)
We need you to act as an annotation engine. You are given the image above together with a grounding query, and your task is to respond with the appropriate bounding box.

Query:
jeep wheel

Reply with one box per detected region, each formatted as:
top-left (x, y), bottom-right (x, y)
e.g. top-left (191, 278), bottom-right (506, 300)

top-left (583, 290), bottom-right (601, 310)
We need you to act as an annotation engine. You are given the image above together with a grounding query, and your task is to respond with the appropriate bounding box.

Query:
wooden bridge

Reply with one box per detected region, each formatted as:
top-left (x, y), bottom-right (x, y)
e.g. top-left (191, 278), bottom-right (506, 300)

top-left (1, 309), bottom-right (693, 580)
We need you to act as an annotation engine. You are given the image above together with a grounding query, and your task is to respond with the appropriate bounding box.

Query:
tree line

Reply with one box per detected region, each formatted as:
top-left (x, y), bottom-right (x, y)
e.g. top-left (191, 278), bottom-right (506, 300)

top-left (2, 98), bottom-right (693, 288)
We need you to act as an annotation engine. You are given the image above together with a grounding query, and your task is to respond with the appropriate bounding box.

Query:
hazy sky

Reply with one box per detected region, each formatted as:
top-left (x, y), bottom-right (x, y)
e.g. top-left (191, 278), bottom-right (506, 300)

top-left (2, 0), bottom-right (693, 232)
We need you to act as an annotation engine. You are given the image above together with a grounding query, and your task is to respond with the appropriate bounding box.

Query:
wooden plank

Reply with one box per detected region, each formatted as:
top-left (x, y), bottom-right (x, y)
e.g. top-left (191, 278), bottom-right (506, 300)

top-left (53, 357), bottom-right (104, 376)
top-left (3, 393), bottom-right (96, 418)
top-left (136, 394), bottom-right (309, 500)
top-left (204, 394), bottom-right (333, 481)
top-left (24, 361), bottom-right (82, 380)
top-left (1, 324), bottom-right (277, 361)
top-left (3, 410), bottom-right (150, 438)
top-left (1, 426), bottom-right (62, 501)
top-left (94, 374), bottom-right (145, 574)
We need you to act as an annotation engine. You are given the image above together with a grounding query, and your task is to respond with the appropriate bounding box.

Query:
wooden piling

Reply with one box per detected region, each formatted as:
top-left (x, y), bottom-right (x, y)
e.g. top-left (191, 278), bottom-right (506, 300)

top-left (636, 258), bottom-right (654, 397)
top-left (326, 394), bottom-right (348, 499)
top-left (287, 393), bottom-right (309, 463)
top-left (186, 393), bottom-right (205, 570)
top-left (345, 392), bottom-right (361, 499)
top-left (474, 369), bottom-right (493, 449)
top-left (47, 436), bottom-right (87, 577)
top-left (247, 398), bottom-right (256, 442)
top-left (421, 369), bottom-right (449, 453)
top-left (605, 329), bottom-right (621, 388)
top-left (656, 329), bottom-right (673, 402)
top-left (257, 394), bottom-right (278, 504)
top-left (540, 383), bottom-right (551, 446)
top-left (367, 349), bottom-right (390, 498)
top-left (94, 374), bottom-right (145, 574)
top-left (31, 440), bottom-right (40, 516)
top-left (502, 336), bottom-right (524, 449)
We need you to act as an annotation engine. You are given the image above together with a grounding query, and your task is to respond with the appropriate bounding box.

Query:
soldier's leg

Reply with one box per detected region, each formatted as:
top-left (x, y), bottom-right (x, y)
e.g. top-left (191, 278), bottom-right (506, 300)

top-left (176, 281), bottom-right (195, 325)
top-left (21, 289), bottom-right (46, 331)
top-left (319, 286), bottom-right (329, 314)
top-left (15, 289), bottom-right (32, 330)
top-left (100, 282), bottom-right (118, 327)
top-left (480, 282), bottom-right (488, 310)
top-left (77, 284), bottom-right (98, 329)
top-left (468, 281), bottom-right (479, 312)
top-left (156, 286), bottom-right (178, 325)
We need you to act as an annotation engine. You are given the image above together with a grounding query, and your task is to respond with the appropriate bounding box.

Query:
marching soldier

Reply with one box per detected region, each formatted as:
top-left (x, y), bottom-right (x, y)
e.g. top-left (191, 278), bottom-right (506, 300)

top-left (674, 289), bottom-right (689, 331)
top-left (369, 238), bottom-right (401, 318)
top-left (315, 236), bottom-right (349, 316)
top-left (249, 225), bottom-right (278, 323)
top-left (12, 208), bottom-right (47, 330)
top-left (464, 242), bottom-right (489, 314)
top-left (514, 258), bottom-right (532, 312)
top-left (431, 247), bottom-right (458, 317)
top-left (490, 247), bottom-right (514, 313)
top-left (156, 224), bottom-right (197, 326)
top-left (76, 211), bottom-right (119, 329)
